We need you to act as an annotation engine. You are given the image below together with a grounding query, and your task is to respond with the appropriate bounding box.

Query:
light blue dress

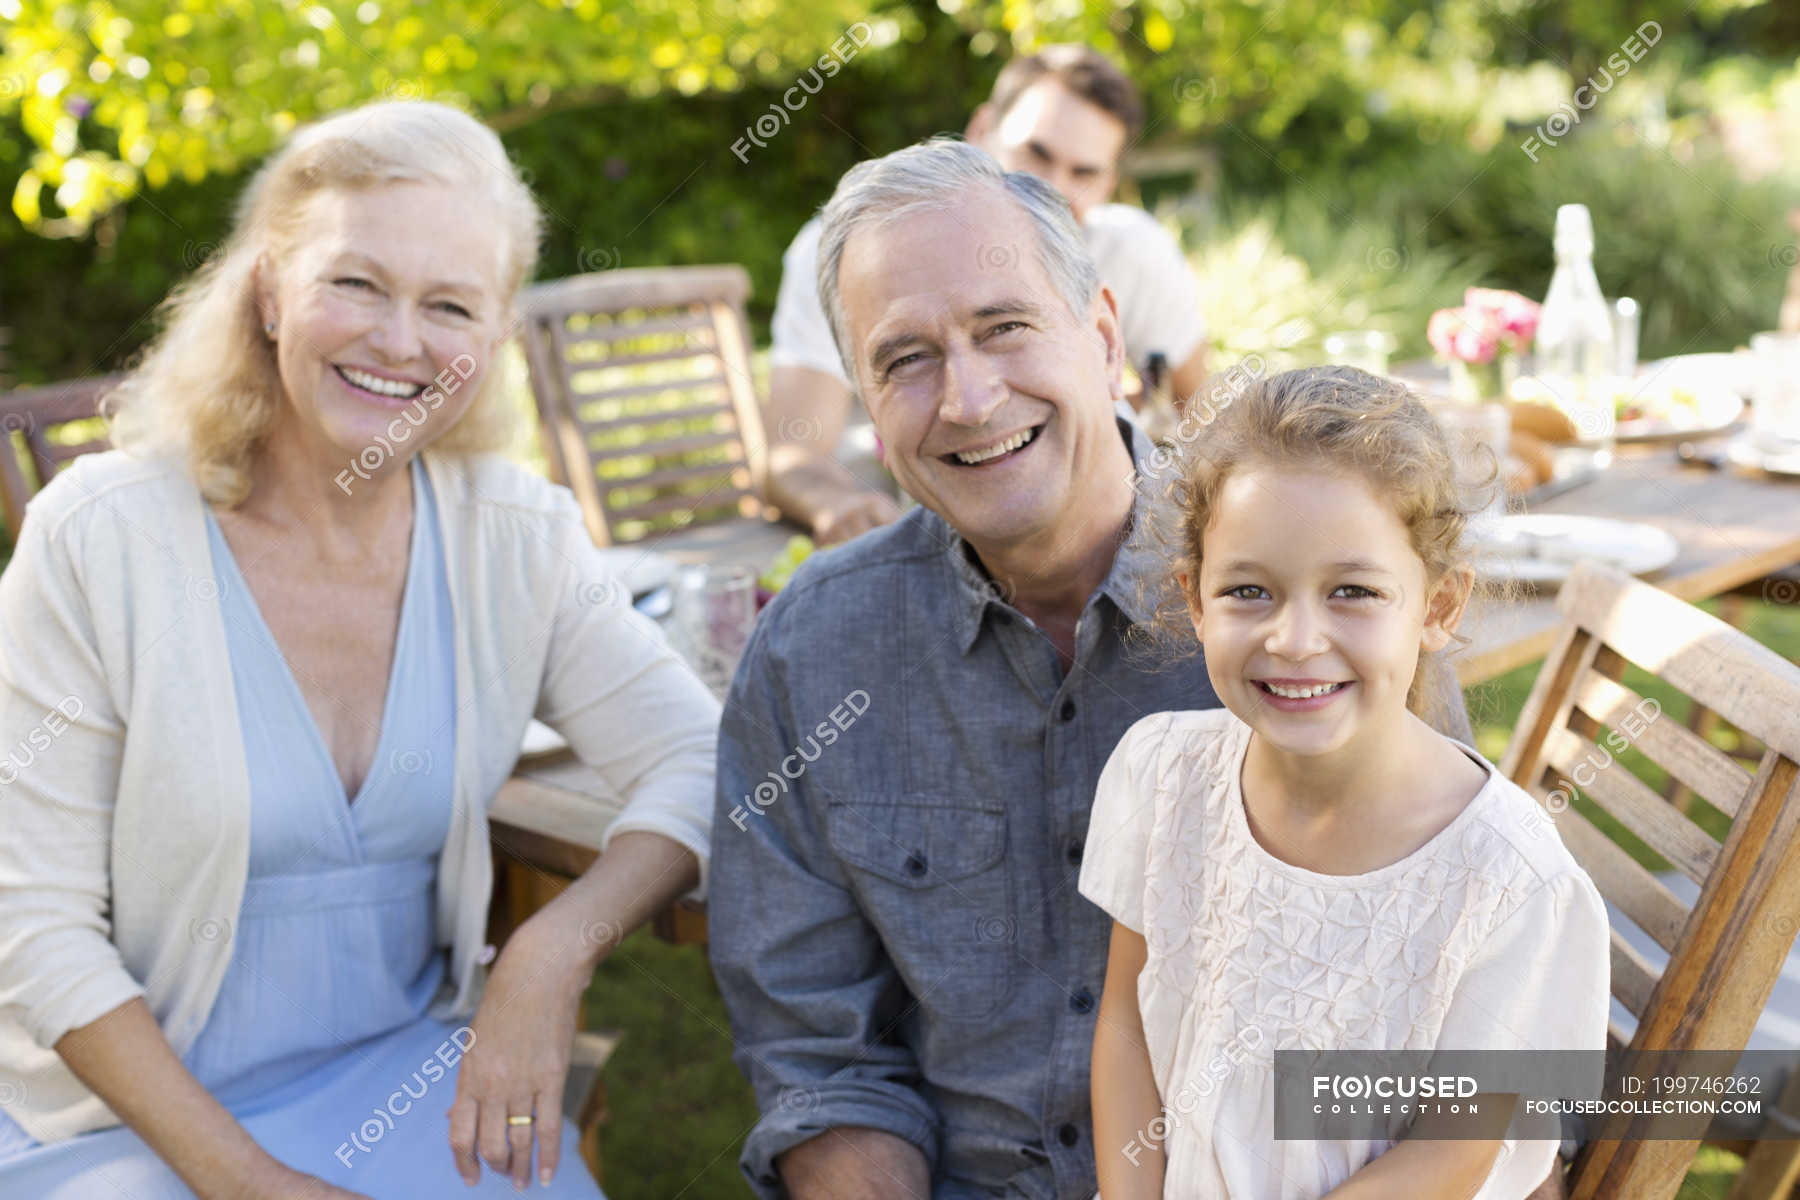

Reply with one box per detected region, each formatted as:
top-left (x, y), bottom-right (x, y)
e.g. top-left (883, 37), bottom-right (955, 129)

top-left (0, 459), bottom-right (604, 1198)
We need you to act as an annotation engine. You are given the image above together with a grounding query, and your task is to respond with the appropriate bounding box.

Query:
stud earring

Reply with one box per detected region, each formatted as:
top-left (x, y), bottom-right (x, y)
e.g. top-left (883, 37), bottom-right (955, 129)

top-left (264, 321), bottom-right (276, 336)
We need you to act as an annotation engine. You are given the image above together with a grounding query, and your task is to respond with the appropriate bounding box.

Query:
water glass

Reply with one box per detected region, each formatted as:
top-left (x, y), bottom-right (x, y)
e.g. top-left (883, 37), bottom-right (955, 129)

top-left (670, 564), bottom-right (757, 698)
top-left (1323, 331), bottom-right (1396, 377)
top-left (1750, 331), bottom-right (1800, 443)
top-left (1428, 401), bottom-right (1511, 516)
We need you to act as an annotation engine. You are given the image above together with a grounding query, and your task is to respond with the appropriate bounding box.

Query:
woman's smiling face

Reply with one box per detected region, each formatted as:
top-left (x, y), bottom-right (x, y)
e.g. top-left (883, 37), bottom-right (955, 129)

top-left (1189, 463), bottom-right (1466, 760)
top-left (257, 180), bottom-right (507, 476)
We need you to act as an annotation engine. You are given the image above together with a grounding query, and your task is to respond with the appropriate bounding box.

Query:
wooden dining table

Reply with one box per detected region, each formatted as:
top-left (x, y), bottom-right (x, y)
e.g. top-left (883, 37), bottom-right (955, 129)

top-left (1455, 443), bottom-right (1800, 685)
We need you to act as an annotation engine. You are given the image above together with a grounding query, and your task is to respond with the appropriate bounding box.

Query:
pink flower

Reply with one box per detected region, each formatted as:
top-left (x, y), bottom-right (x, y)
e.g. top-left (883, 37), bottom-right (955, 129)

top-left (1463, 288), bottom-right (1540, 351)
top-left (1428, 306), bottom-right (1500, 364)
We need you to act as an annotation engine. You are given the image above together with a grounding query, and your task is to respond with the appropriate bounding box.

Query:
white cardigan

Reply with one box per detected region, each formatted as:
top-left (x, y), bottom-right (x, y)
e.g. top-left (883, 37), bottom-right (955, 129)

top-left (0, 449), bottom-right (721, 1143)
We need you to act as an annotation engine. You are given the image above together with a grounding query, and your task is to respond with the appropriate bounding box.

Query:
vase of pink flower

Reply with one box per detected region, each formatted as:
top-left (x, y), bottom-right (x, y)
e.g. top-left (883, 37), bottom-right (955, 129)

top-left (1428, 288), bottom-right (1542, 405)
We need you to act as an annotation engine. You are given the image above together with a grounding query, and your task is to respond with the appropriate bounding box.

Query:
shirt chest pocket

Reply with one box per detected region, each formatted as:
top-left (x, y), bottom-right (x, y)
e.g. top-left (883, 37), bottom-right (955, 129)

top-left (825, 795), bottom-right (1016, 1021)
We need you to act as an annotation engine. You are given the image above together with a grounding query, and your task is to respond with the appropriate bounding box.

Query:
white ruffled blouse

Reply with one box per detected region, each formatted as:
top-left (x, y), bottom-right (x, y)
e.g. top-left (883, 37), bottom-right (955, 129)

top-left (1079, 709), bottom-right (1609, 1199)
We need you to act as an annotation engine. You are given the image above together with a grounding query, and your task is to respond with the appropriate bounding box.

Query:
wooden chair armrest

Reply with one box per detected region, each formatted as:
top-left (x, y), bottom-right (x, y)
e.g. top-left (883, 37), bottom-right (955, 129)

top-left (488, 754), bottom-right (708, 945)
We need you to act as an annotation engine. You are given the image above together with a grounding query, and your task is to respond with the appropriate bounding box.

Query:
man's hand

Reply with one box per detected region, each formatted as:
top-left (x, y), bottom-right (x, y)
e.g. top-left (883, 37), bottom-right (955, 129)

top-left (779, 1126), bottom-right (931, 1200)
top-left (763, 365), bottom-right (902, 543)
top-left (813, 491), bottom-right (903, 546)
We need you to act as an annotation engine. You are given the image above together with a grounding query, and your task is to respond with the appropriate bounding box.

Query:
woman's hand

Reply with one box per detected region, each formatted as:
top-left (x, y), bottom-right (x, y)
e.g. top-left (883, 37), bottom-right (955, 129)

top-left (447, 912), bottom-right (593, 1190)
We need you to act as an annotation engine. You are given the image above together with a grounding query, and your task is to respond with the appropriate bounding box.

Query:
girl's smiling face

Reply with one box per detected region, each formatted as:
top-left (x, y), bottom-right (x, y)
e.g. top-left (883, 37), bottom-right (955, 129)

top-left (1188, 462), bottom-right (1471, 761)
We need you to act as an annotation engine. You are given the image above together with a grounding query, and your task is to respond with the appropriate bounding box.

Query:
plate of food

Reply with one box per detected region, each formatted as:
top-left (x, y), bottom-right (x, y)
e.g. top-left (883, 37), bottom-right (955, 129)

top-left (1467, 514), bottom-right (1679, 585)
top-left (1613, 377), bottom-right (1744, 443)
top-left (1510, 371), bottom-right (1744, 445)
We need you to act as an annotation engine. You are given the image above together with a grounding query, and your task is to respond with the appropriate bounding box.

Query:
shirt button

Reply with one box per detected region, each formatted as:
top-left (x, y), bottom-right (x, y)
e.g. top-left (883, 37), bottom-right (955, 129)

top-left (904, 853), bottom-right (928, 877)
top-left (1058, 1123), bottom-right (1080, 1147)
top-left (1066, 840), bottom-right (1084, 866)
top-left (1059, 698), bottom-right (1076, 722)
top-left (1070, 989), bottom-right (1095, 1014)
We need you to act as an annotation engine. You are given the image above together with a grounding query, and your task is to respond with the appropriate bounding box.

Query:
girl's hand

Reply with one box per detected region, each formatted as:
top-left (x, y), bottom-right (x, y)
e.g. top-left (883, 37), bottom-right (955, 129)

top-left (447, 915), bottom-right (592, 1190)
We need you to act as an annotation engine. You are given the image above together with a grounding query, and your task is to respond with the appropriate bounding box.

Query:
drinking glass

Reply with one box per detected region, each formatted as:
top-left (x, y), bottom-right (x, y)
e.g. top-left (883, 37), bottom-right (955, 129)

top-left (1323, 331), bottom-right (1396, 377)
top-left (669, 564), bottom-right (757, 698)
top-left (1427, 401), bottom-right (1511, 517)
top-left (1750, 331), bottom-right (1800, 444)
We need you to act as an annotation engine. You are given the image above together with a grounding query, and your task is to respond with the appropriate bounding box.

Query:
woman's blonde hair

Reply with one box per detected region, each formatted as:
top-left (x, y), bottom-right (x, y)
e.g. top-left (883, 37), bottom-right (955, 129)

top-left (105, 100), bottom-right (543, 505)
top-left (1137, 365), bottom-right (1492, 728)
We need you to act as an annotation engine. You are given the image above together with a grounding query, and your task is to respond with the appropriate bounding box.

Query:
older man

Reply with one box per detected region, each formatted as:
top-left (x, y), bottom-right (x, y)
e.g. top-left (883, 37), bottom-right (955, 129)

top-left (764, 45), bottom-right (1209, 545)
top-left (708, 140), bottom-right (1491, 1200)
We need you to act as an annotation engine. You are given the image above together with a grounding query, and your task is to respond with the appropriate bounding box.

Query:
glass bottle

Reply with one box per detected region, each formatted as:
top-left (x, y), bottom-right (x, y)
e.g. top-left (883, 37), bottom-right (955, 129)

top-left (1534, 204), bottom-right (1618, 457)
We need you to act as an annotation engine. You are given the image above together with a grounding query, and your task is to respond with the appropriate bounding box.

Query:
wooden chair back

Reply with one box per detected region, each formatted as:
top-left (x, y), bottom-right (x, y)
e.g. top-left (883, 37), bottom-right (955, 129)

top-left (517, 266), bottom-right (768, 548)
top-left (0, 375), bottom-right (120, 541)
top-left (1500, 561), bottom-right (1800, 1200)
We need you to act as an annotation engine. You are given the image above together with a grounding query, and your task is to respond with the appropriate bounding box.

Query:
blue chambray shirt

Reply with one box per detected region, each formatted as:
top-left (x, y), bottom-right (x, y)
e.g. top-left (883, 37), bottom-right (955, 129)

top-left (709, 417), bottom-right (1220, 1199)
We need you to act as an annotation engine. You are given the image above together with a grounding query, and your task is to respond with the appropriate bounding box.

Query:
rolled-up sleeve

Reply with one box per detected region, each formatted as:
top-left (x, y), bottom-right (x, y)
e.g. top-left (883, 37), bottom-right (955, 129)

top-left (708, 601), bottom-right (940, 1197)
top-left (534, 501), bottom-right (722, 898)
top-left (0, 499), bottom-right (142, 1048)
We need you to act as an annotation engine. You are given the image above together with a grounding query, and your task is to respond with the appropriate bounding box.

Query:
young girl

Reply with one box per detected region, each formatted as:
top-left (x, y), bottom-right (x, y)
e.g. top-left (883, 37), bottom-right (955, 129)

top-left (1082, 366), bottom-right (1609, 1198)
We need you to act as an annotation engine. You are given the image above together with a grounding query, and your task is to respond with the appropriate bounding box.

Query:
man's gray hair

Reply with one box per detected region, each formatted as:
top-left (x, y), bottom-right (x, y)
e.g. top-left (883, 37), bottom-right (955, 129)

top-left (815, 136), bottom-right (1101, 383)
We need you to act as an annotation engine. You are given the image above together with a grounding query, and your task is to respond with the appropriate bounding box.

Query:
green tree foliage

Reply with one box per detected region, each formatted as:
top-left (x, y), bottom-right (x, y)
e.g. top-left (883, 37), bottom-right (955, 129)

top-left (0, 0), bottom-right (877, 234)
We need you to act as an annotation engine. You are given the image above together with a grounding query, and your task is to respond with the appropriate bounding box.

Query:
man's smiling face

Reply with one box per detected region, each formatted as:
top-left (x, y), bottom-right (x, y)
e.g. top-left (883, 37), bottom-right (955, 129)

top-left (835, 184), bottom-right (1126, 550)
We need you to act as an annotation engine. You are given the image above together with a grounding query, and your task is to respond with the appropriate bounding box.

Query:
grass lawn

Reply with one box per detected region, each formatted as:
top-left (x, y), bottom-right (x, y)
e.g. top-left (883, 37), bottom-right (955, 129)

top-left (583, 596), bottom-right (1800, 1199)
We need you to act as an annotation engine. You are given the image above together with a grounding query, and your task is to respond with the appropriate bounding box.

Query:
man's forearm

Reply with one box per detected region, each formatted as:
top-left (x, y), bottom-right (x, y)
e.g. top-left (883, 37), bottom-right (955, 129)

top-left (766, 450), bottom-right (871, 530)
top-left (778, 1126), bottom-right (931, 1200)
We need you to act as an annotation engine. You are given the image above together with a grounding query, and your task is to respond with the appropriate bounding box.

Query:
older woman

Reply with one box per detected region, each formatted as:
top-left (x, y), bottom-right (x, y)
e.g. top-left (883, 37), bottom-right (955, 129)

top-left (0, 102), bottom-right (718, 1198)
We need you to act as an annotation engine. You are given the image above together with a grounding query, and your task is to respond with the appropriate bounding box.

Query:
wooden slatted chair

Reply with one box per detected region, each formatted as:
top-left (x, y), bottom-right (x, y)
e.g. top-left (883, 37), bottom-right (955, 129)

top-left (517, 266), bottom-right (770, 548)
top-left (1500, 561), bottom-right (1800, 1200)
top-left (0, 374), bottom-right (121, 542)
